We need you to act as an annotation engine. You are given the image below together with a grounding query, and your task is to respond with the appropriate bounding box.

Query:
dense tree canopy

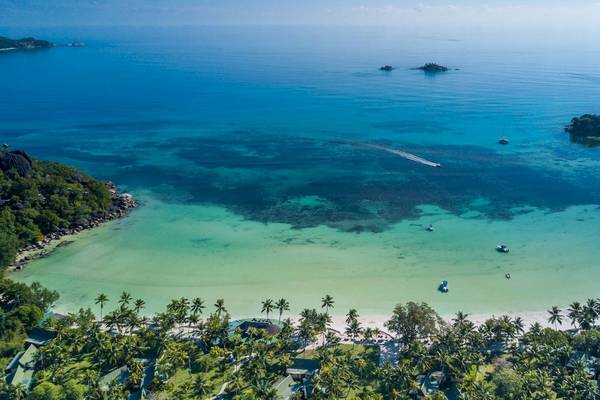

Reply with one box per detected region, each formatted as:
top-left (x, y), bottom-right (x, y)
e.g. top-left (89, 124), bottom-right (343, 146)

top-left (1, 283), bottom-right (600, 399)
top-left (566, 114), bottom-right (600, 145)
top-left (0, 155), bottom-right (112, 269)
top-left (385, 301), bottom-right (441, 344)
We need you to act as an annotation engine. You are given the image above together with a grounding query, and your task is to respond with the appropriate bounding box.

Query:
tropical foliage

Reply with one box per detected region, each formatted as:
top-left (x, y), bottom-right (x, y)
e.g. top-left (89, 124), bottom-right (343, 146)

top-left (0, 156), bottom-right (112, 269)
top-left (2, 282), bottom-right (600, 400)
top-left (566, 114), bottom-right (600, 145)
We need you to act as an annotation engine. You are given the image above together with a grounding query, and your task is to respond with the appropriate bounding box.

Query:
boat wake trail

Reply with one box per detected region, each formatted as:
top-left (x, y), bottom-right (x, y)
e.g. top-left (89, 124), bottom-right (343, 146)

top-left (341, 141), bottom-right (442, 168)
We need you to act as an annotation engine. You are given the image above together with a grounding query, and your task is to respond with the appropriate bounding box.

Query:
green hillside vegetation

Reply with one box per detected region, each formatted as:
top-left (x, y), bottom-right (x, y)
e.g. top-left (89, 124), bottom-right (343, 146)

top-left (0, 150), bottom-right (112, 269)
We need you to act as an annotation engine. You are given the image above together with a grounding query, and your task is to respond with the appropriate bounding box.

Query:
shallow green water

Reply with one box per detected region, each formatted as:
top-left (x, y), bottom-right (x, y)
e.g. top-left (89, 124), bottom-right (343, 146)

top-left (13, 196), bottom-right (600, 318)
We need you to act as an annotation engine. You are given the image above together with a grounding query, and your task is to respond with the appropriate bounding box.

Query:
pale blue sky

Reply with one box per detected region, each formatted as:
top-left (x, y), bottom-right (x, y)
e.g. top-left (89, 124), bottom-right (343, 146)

top-left (1, 0), bottom-right (600, 27)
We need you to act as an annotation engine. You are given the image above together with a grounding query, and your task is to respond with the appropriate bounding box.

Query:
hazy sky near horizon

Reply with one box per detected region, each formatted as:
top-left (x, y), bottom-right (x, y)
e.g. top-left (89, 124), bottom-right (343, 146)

top-left (2, 0), bottom-right (600, 29)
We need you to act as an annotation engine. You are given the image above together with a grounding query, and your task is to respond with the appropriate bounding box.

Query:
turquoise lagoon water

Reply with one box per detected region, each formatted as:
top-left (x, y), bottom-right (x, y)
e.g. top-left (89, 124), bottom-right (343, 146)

top-left (2, 26), bottom-right (600, 318)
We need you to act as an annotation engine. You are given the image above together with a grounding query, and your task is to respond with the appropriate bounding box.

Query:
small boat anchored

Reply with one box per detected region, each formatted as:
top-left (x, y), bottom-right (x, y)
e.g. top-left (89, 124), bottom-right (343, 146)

top-left (438, 280), bottom-right (449, 293)
top-left (498, 137), bottom-right (509, 145)
top-left (426, 224), bottom-right (434, 232)
top-left (496, 244), bottom-right (510, 253)
top-left (380, 65), bottom-right (394, 71)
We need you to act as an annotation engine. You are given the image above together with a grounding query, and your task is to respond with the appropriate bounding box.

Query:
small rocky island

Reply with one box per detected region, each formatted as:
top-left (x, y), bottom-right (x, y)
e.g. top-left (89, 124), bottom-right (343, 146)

top-left (565, 114), bottom-right (600, 145)
top-left (380, 65), bottom-right (394, 71)
top-left (414, 63), bottom-right (450, 72)
top-left (0, 36), bottom-right (53, 51)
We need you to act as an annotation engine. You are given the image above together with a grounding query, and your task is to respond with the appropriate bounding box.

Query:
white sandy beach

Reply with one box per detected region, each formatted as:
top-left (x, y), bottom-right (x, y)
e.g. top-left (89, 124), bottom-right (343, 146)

top-left (326, 309), bottom-right (570, 337)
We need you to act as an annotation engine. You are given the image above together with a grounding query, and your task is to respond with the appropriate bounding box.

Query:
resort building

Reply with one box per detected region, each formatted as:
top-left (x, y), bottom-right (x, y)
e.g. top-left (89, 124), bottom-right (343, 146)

top-left (25, 327), bottom-right (57, 347)
top-left (273, 375), bottom-right (304, 400)
top-left (99, 359), bottom-right (156, 400)
top-left (228, 319), bottom-right (282, 338)
top-left (4, 328), bottom-right (57, 391)
top-left (421, 371), bottom-right (446, 396)
top-left (272, 358), bottom-right (321, 399)
top-left (99, 365), bottom-right (131, 391)
top-left (4, 344), bottom-right (38, 391)
top-left (410, 370), bottom-right (462, 400)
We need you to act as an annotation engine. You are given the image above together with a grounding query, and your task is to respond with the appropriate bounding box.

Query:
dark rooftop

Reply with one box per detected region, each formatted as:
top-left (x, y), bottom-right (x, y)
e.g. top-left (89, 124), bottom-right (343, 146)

top-left (26, 327), bottom-right (57, 346)
top-left (237, 320), bottom-right (282, 337)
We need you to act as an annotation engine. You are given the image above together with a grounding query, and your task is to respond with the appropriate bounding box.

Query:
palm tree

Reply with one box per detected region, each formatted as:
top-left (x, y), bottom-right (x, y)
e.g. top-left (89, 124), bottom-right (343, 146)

top-left (187, 313), bottom-right (200, 331)
top-left (119, 292), bottom-right (132, 307)
top-left (568, 302), bottom-right (582, 327)
top-left (345, 377), bottom-right (361, 398)
top-left (547, 306), bottom-right (563, 330)
top-left (372, 327), bottom-right (382, 339)
top-left (275, 298), bottom-right (290, 321)
top-left (513, 317), bottom-right (525, 336)
top-left (345, 309), bottom-right (359, 325)
top-left (191, 297), bottom-right (205, 316)
top-left (12, 383), bottom-right (27, 400)
top-left (452, 311), bottom-right (470, 327)
top-left (261, 299), bottom-right (275, 320)
top-left (225, 373), bottom-right (244, 397)
top-left (346, 319), bottom-right (362, 346)
top-left (298, 320), bottom-right (315, 350)
top-left (462, 381), bottom-right (496, 400)
top-left (325, 331), bottom-right (340, 347)
top-left (317, 312), bottom-right (333, 343)
top-left (582, 298), bottom-right (599, 329)
top-left (252, 379), bottom-right (279, 399)
top-left (362, 327), bottom-right (375, 344)
top-left (214, 299), bottom-right (227, 317)
top-left (193, 375), bottom-right (210, 397)
top-left (94, 293), bottom-right (109, 322)
top-left (321, 294), bottom-right (335, 314)
top-left (585, 298), bottom-right (598, 318)
top-left (354, 357), bottom-right (368, 380)
top-left (529, 322), bottom-right (543, 337)
top-left (128, 360), bottom-right (144, 387)
top-left (133, 299), bottom-right (145, 314)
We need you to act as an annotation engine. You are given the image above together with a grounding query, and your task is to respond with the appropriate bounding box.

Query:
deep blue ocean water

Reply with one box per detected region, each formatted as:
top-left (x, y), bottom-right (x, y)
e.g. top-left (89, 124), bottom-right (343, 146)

top-left (2, 25), bottom-right (600, 231)
top-left (4, 26), bottom-right (600, 316)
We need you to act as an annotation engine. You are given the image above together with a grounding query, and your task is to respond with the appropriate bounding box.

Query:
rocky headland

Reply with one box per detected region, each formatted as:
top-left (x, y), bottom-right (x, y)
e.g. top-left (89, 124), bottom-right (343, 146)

top-left (9, 182), bottom-right (138, 271)
top-left (0, 147), bottom-right (138, 271)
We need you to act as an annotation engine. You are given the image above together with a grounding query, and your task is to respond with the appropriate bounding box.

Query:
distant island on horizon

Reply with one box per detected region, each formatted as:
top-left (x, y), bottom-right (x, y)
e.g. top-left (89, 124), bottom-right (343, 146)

top-left (0, 36), bottom-right (53, 52)
top-left (414, 63), bottom-right (451, 72)
top-left (379, 63), bottom-right (452, 72)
